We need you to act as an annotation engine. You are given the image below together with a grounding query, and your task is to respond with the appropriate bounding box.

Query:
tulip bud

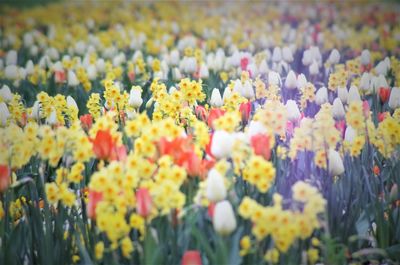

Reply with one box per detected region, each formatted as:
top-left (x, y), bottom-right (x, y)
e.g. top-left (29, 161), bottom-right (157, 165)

top-left (30, 100), bottom-right (41, 119)
top-left (0, 165), bottom-right (11, 192)
top-left (282, 46), bottom-right (293, 63)
top-left (360, 50), bottom-right (370, 65)
top-left (222, 87), bottom-right (232, 102)
top-left (315, 86), bottom-right (328, 105)
top-left (241, 80), bottom-right (254, 99)
top-left (5, 65), bottom-right (19, 80)
top-left (285, 70), bottom-right (297, 90)
top-left (272, 47), bottom-right (282, 62)
top-left (206, 169), bottom-right (227, 202)
top-left (286, 100), bottom-right (301, 121)
top-left (181, 251), bottom-right (202, 265)
top-left (327, 49), bottom-right (340, 65)
top-left (359, 73), bottom-right (371, 92)
top-left (87, 65), bottom-right (97, 80)
top-left (328, 149), bottom-right (345, 176)
top-left (68, 70), bottom-right (80, 87)
top-left (0, 102), bottom-right (10, 126)
top-left (170, 50), bottom-right (180, 66)
top-left (247, 121), bottom-right (267, 139)
top-left (211, 130), bottom-right (234, 159)
top-left (388, 87), bottom-right (400, 109)
top-left (332, 98), bottom-right (345, 119)
top-left (172, 67), bottom-right (182, 81)
top-left (375, 59), bottom-right (390, 76)
top-left (46, 109), bottom-right (57, 125)
top-left (213, 200), bottom-right (237, 235)
top-left (0, 85), bottom-right (13, 102)
top-left (337, 87), bottom-right (348, 104)
top-left (210, 88), bottom-right (223, 108)
top-left (390, 184), bottom-right (398, 203)
top-left (374, 75), bottom-right (389, 93)
top-left (296, 74), bottom-right (307, 89)
top-left (348, 86), bottom-right (361, 103)
top-left (67, 96), bottom-right (78, 110)
top-left (136, 188), bottom-right (152, 217)
top-left (309, 60), bottom-right (319, 76)
top-left (96, 58), bottom-right (106, 73)
top-left (199, 64), bottom-right (209, 79)
top-left (6, 50), bottom-right (17, 66)
top-left (344, 126), bottom-right (356, 143)
top-left (302, 49), bottom-right (312, 66)
top-left (268, 71), bottom-right (281, 86)
top-left (129, 86), bottom-right (143, 108)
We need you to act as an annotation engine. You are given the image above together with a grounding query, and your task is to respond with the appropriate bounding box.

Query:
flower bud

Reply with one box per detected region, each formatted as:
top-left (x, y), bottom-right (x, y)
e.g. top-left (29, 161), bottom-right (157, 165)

top-left (282, 46), bottom-right (293, 62)
top-left (286, 100), bottom-right (301, 121)
top-left (0, 85), bottom-right (13, 102)
top-left (241, 80), bottom-right (254, 99)
top-left (309, 60), bottom-right (319, 76)
top-left (348, 85), bottom-right (361, 103)
top-left (6, 50), bottom-right (17, 66)
top-left (327, 49), bottom-right (340, 65)
top-left (211, 130), bottom-right (234, 159)
top-left (136, 188), bottom-right (152, 217)
top-left (297, 74), bottom-right (307, 89)
top-left (67, 96), bottom-right (78, 110)
top-left (272, 47), bottom-right (282, 62)
top-left (360, 50), bottom-right (370, 65)
top-left (199, 64), bottom-right (209, 79)
top-left (359, 72), bottom-right (371, 92)
top-left (46, 109), bottom-right (58, 125)
top-left (328, 149), bottom-right (345, 176)
top-left (332, 98), bottom-right (345, 119)
top-left (129, 86), bottom-right (143, 108)
top-left (68, 70), bottom-right (80, 87)
top-left (344, 126), bottom-right (356, 143)
top-left (388, 87), bottom-right (400, 109)
top-left (337, 87), bottom-right (348, 104)
top-left (210, 88), bottom-right (223, 108)
top-left (285, 70), bottom-right (297, 90)
top-left (213, 200), bottom-right (237, 235)
top-left (181, 251), bottom-right (202, 265)
top-left (0, 102), bottom-right (10, 126)
top-left (206, 169), bottom-right (227, 202)
top-left (268, 71), bottom-right (281, 86)
top-left (315, 86), bottom-right (328, 105)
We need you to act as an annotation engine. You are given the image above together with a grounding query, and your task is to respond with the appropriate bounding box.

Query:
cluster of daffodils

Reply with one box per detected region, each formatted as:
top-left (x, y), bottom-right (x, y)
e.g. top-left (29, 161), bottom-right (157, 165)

top-left (0, 1), bottom-right (400, 265)
top-left (239, 181), bottom-right (326, 260)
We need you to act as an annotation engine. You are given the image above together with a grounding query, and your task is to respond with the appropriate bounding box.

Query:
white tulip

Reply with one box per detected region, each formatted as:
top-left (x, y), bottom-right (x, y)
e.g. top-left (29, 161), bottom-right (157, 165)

top-left (68, 70), bottom-right (79, 87)
top-left (213, 200), bottom-right (237, 235)
top-left (282, 46), bottom-right (293, 62)
top-left (183, 57), bottom-right (197, 73)
top-left (169, 50), bottom-right (180, 66)
top-left (268, 71), bottom-right (281, 86)
top-left (374, 75), bottom-right (389, 92)
top-left (6, 50), bottom-right (17, 66)
top-left (388, 87), bottom-right (400, 109)
top-left (348, 86), bottom-right (361, 103)
top-left (328, 149), bottom-right (345, 176)
top-left (302, 49), bottom-right (313, 66)
top-left (286, 100), bottom-right (301, 121)
top-left (375, 60), bottom-right (389, 76)
top-left (172, 67), bottom-right (182, 81)
top-left (0, 85), bottom-right (13, 102)
top-left (25, 60), bottom-right (35, 75)
top-left (337, 87), bottom-right (348, 104)
top-left (285, 70), bottom-right (297, 89)
top-left (327, 49), bottom-right (340, 65)
top-left (210, 88), bottom-right (223, 108)
top-left (242, 80), bottom-right (255, 99)
top-left (206, 169), bottom-right (227, 202)
top-left (222, 87), bottom-right (232, 102)
top-left (211, 130), bottom-right (234, 159)
top-left (46, 109), bottom-right (57, 125)
top-left (332, 98), bottom-right (345, 119)
top-left (75, 41), bottom-right (86, 55)
top-left (87, 65), bottom-right (97, 80)
top-left (309, 60), bottom-right (319, 76)
top-left (0, 102), bottom-right (10, 126)
top-left (359, 73), bottom-right (371, 92)
top-left (297, 74), bottom-right (307, 89)
top-left (66, 96), bottom-right (78, 110)
top-left (360, 50), bottom-right (370, 65)
top-left (5, 65), bottom-right (19, 80)
top-left (199, 64), bottom-right (209, 79)
top-left (272, 47), bottom-right (282, 62)
top-left (315, 86), bottom-right (328, 105)
top-left (96, 58), bottom-right (106, 73)
top-left (344, 126), bottom-right (357, 143)
top-left (129, 86), bottom-right (143, 108)
top-left (258, 60), bottom-right (269, 74)
top-left (30, 100), bottom-right (41, 119)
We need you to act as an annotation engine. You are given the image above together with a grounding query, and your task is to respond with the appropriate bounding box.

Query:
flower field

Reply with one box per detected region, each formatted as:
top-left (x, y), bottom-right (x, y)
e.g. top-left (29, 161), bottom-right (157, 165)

top-left (0, 1), bottom-right (400, 264)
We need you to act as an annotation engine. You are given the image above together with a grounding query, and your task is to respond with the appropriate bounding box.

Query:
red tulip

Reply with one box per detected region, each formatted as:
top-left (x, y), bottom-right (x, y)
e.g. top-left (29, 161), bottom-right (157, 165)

top-left (176, 150), bottom-right (202, 177)
top-left (90, 130), bottom-right (126, 161)
top-left (136, 188), bottom-right (152, 217)
top-left (54, 70), bottom-right (66, 83)
top-left (335, 120), bottom-right (346, 138)
top-left (240, 57), bottom-right (249, 71)
top-left (239, 101), bottom-right (252, 123)
top-left (250, 133), bottom-right (271, 160)
top-left (207, 108), bottom-right (225, 128)
top-left (207, 202), bottom-right (216, 218)
top-left (0, 165), bottom-right (10, 192)
top-left (80, 114), bottom-right (93, 131)
top-left (379, 87), bottom-right (390, 103)
top-left (362, 100), bottom-right (370, 118)
top-left (87, 190), bottom-right (103, 219)
top-left (378, 112), bottom-right (388, 122)
top-left (181, 251), bottom-right (202, 265)
top-left (195, 106), bottom-right (207, 122)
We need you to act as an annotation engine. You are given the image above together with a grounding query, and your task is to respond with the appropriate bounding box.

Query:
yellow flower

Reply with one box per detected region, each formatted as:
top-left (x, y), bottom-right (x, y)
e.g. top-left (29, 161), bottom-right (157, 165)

top-left (121, 236), bottom-right (134, 258)
top-left (239, 236), bottom-right (251, 256)
top-left (95, 241), bottom-right (104, 260)
top-left (264, 248), bottom-right (279, 263)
